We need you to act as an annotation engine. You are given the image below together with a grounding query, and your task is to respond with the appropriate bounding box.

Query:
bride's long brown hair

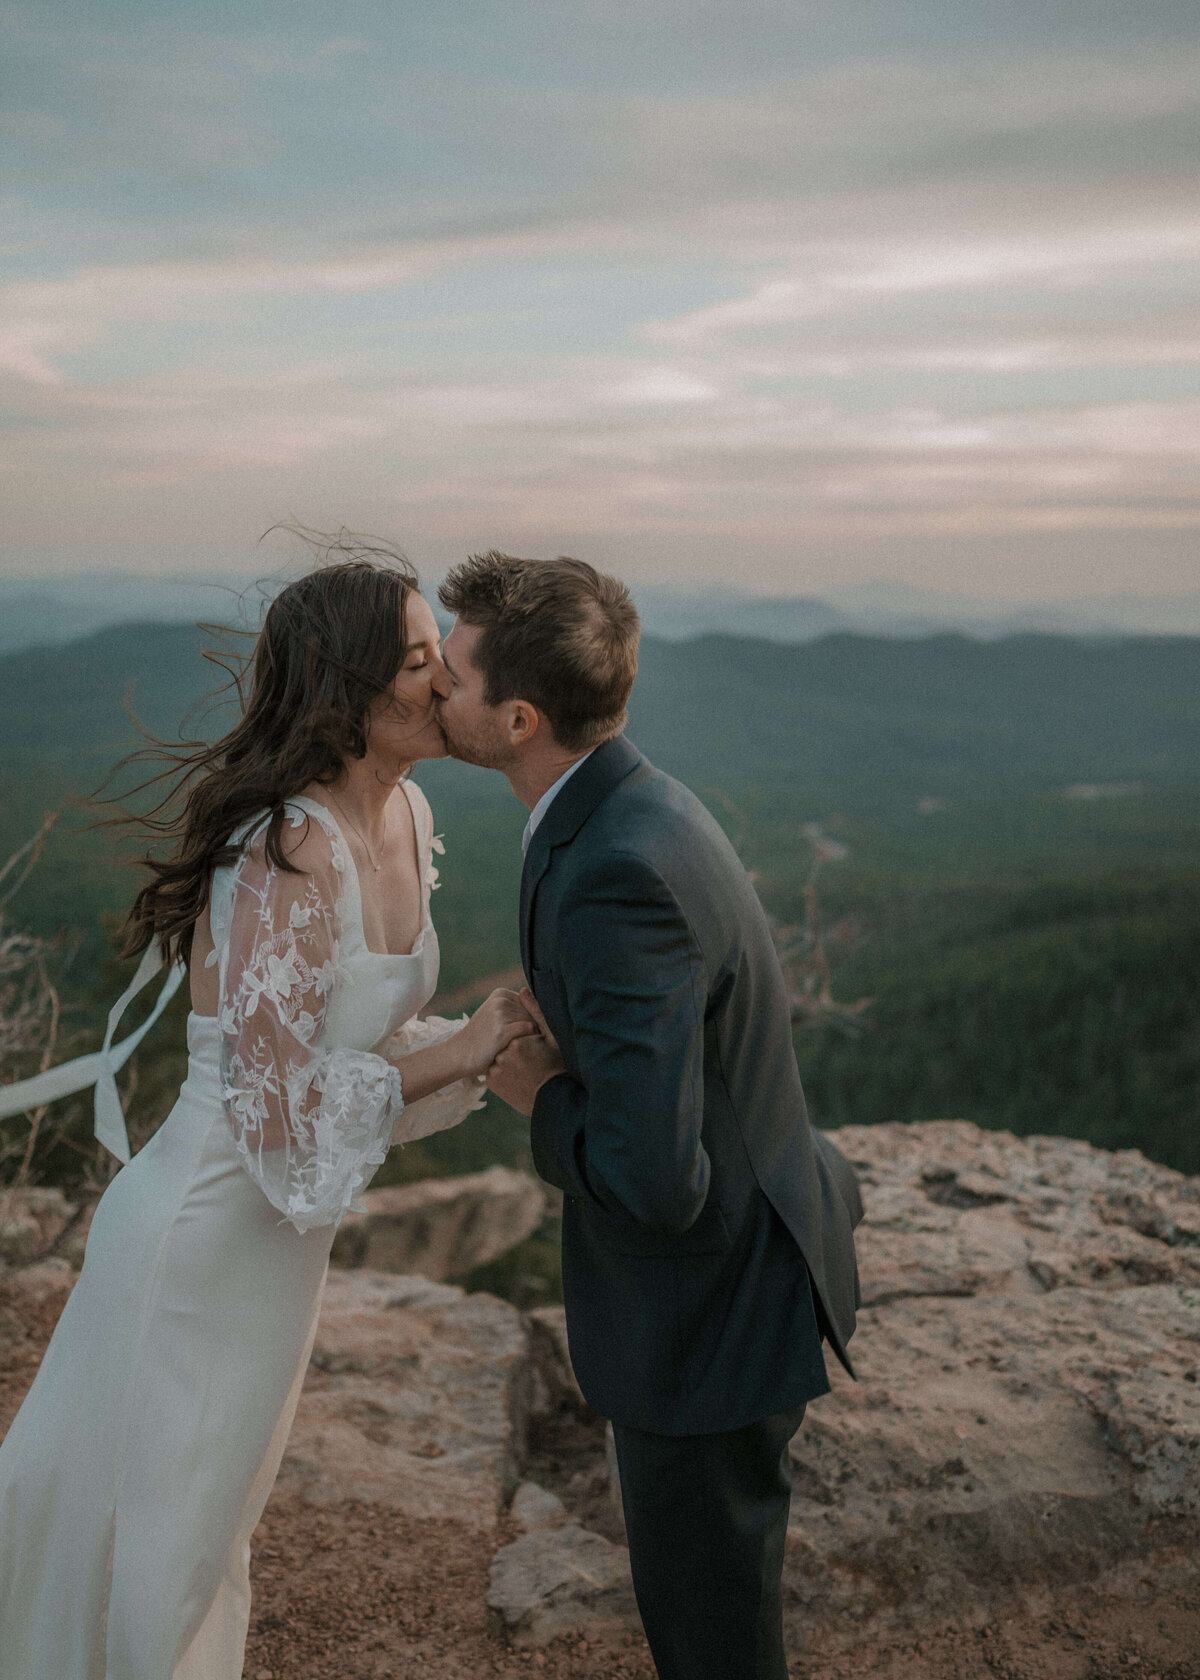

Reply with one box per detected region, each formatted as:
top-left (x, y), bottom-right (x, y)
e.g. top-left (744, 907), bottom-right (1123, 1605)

top-left (115, 537), bottom-right (420, 968)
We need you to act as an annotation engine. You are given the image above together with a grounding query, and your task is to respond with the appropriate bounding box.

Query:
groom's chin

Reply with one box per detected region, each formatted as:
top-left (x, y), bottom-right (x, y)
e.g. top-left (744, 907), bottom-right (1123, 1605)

top-left (439, 727), bottom-right (500, 770)
top-left (443, 741), bottom-right (489, 767)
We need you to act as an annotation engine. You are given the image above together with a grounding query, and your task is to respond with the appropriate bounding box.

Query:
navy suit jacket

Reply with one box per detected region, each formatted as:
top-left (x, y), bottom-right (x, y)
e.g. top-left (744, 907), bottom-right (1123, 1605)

top-left (523, 736), bottom-right (862, 1435)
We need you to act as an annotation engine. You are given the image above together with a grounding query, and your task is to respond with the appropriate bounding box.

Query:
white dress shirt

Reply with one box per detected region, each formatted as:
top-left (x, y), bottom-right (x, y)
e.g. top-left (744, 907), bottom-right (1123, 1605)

top-left (521, 752), bottom-right (595, 856)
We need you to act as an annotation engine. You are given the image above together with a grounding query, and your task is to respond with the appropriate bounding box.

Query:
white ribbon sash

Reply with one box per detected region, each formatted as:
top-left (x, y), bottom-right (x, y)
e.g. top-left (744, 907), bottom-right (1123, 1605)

top-left (0, 944), bottom-right (186, 1164)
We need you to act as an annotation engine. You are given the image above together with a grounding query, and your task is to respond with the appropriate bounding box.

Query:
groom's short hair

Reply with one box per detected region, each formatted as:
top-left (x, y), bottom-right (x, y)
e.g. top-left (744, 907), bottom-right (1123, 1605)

top-left (439, 552), bottom-right (640, 750)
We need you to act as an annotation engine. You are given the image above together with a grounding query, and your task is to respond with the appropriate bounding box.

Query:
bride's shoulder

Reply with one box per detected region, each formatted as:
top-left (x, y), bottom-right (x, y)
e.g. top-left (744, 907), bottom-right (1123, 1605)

top-left (397, 781), bottom-right (443, 886)
top-left (398, 777), bottom-right (434, 834)
top-left (228, 800), bottom-right (340, 875)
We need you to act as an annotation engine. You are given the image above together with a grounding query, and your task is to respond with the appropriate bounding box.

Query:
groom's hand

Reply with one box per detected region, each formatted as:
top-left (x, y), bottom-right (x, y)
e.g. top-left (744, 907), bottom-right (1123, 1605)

top-left (487, 988), bottom-right (565, 1116)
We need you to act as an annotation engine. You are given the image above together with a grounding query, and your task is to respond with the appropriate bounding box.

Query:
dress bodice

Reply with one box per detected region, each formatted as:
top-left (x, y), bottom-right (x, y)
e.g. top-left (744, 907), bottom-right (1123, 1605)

top-left (288, 788), bottom-right (442, 1054)
top-left (208, 784), bottom-right (442, 1053)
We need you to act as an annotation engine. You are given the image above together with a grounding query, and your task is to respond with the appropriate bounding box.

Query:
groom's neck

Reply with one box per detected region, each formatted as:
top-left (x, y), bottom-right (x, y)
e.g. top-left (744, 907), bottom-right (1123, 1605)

top-left (508, 747), bottom-right (590, 812)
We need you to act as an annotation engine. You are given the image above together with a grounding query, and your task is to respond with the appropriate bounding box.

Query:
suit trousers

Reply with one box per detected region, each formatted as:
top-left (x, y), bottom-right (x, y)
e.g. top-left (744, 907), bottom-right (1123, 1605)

top-left (611, 1402), bottom-right (807, 1680)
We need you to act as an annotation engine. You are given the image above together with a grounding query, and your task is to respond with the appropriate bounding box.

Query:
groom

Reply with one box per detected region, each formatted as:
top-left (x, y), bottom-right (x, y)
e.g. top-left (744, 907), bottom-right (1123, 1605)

top-left (436, 552), bottom-right (862, 1680)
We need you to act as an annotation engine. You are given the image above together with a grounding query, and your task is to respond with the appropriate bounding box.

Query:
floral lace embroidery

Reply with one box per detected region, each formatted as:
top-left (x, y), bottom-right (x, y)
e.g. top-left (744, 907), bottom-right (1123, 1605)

top-left (427, 834), bottom-right (444, 895)
top-left (216, 806), bottom-right (405, 1233)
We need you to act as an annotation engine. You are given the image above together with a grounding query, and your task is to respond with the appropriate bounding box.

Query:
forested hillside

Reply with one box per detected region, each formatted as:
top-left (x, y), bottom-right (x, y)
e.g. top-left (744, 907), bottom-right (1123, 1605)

top-left (1, 620), bottom-right (1197, 1204)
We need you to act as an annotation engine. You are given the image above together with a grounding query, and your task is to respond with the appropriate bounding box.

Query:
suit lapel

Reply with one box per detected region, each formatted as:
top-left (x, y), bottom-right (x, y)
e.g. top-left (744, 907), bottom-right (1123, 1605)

top-left (519, 735), bottom-right (644, 979)
top-left (518, 825), bottom-right (548, 980)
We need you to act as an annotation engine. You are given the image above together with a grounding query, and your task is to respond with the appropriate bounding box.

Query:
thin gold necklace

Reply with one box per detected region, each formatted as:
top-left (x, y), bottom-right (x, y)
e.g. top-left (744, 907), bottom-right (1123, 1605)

top-left (326, 790), bottom-right (387, 873)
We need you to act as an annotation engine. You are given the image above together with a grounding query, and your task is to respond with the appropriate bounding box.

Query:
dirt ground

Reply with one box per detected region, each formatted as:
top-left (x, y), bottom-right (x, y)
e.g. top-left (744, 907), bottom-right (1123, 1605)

top-left (242, 1492), bottom-right (1200, 1680)
top-left (4, 1272), bottom-right (1199, 1680)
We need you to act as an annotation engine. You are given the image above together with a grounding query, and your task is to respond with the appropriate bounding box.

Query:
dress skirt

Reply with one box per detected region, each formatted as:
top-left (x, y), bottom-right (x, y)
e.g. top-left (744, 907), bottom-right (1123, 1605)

top-left (0, 1014), bottom-right (336, 1680)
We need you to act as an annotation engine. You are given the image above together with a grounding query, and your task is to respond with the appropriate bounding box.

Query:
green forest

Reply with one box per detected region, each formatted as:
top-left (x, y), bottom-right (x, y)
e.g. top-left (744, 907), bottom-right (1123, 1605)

top-left (1, 620), bottom-right (1197, 1303)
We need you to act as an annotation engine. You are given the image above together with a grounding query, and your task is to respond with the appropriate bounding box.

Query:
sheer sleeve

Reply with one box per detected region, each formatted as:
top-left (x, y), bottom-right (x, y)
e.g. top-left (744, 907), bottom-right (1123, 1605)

top-left (214, 809), bottom-right (404, 1233)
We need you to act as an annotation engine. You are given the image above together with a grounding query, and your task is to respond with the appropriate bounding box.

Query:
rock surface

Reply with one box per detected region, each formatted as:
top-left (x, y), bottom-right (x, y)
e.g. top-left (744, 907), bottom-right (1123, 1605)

top-left (511, 1479), bottom-right (570, 1534)
top-left (526, 1304), bottom-right (589, 1418)
top-left (781, 1122), bottom-right (1200, 1641)
top-left (488, 1523), bottom-right (639, 1647)
top-left (275, 1269), bottom-right (529, 1532)
top-left (511, 1122), bottom-right (1200, 1650)
top-left (0, 1186), bottom-right (88, 1267)
top-left (0, 1258), bottom-right (75, 1436)
top-left (329, 1167), bottom-right (546, 1281)
top-left (850, 1121), bottom-right (1200, 1308)
top-left (3, 1123), bottom-right (1200, 1675)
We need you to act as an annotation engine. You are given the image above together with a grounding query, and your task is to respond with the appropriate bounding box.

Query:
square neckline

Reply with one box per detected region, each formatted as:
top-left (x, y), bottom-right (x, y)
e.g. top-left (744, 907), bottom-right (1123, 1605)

top-left (290, 783), bottom-right (433, 962)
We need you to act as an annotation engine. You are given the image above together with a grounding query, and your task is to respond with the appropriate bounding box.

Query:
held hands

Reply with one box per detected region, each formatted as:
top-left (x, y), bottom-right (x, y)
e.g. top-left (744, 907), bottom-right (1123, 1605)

top-left (457, 988), bottom-right (538, 1077)
top-left (453, 986), bottom-right (565, 1114)
top-left (486, 988), bottom-right (566, 1117)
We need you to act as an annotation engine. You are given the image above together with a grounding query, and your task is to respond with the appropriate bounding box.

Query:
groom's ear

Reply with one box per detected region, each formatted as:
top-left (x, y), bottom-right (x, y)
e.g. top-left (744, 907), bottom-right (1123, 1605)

top-left (505, 698), bottom-right (541, 748)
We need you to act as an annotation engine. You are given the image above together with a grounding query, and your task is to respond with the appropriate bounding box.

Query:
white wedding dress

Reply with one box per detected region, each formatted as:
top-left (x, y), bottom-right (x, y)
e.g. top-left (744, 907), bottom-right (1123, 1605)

top-left (0, 783), bottom-right (483, 1680)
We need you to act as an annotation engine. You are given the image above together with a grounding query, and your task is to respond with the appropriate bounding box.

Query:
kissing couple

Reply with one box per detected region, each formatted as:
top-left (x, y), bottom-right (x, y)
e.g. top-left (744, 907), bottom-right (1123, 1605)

top-left (0, 545), bottom-right (862, 1680)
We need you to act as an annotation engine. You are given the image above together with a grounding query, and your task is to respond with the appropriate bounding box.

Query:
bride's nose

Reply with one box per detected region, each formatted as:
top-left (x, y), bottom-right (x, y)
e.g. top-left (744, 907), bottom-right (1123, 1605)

top-left (429, 651), bottom-right (452, 700)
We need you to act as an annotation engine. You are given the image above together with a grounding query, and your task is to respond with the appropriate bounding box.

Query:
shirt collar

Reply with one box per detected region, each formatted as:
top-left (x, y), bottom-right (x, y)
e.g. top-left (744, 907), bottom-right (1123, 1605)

top-left (521, 752), bottom-right (595, 856)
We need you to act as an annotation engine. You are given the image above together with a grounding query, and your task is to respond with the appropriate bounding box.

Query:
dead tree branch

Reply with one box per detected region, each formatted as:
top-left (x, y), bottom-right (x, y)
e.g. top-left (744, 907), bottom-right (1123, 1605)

top-left (714, 798), bottom-right (873, 1036)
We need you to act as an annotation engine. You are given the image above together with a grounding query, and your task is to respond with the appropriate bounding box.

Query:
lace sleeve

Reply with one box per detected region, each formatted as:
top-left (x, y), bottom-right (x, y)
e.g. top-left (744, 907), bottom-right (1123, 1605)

top-left (216, 809), bottom-right (404, 1233)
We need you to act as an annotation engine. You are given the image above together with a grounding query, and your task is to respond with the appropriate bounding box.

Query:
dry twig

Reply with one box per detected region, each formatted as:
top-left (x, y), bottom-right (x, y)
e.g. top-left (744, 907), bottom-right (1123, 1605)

top-left (0, 813), bottom-right (88, 1196)
top-left (708, 795), bottom-right (873, 1035)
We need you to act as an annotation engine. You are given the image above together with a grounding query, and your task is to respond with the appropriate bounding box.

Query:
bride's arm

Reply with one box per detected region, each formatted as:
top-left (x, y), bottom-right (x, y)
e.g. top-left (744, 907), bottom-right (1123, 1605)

top-left (385, 991), bottom-right (534, 1102)
top-left (217, 813), bottom-right (530, 1231)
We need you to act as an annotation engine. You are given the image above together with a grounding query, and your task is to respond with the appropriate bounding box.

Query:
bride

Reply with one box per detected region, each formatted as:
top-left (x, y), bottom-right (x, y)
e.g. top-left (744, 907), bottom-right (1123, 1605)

top-left (0, 550), bottom-right (538, 1679)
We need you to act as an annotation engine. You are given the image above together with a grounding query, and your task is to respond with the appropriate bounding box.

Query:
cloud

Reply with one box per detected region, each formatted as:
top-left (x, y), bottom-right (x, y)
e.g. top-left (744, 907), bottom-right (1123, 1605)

top-left (0, 242), bottom-right (494, 383)
top-left (609, 47), bottom-right (1200, 202)
top-left (741, 332), bottom-right (1200, 377)
top-left (648, 221), bottom-right (1200, 345)
top-left (598, 368), bottom-right (720, 405)
top-left (2, 9), bottom-right (1199, 596)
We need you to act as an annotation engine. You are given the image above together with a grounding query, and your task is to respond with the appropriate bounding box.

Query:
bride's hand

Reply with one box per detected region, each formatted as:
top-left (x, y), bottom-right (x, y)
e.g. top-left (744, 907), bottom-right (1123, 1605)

top-left (486, 988), bottom-right (567, 1116)
top-left (455, 988), bottom-right (537, 1077)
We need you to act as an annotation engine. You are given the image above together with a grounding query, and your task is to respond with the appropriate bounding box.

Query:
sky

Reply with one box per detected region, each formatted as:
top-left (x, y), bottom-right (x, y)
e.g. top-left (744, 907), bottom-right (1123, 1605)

top-left (2, 0), bottom-right (1198, 600)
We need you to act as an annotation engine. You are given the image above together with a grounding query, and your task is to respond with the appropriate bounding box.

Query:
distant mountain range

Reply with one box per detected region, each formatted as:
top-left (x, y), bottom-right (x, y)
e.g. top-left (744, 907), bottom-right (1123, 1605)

top-left (631, 584), bottom-right (1200, 642)
top-left (2, 618), bottom-right (1197, 814)
top-left (1, 572), bottom-right (1199, 655)
top-left (0, 575), bottom-right (268, 656)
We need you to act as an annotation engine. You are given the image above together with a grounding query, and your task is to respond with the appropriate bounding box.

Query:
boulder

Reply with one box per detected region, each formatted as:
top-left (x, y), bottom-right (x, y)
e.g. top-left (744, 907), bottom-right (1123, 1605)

top-left (781, 1122), bottom-right (1200, 1640)
top-left (274, 1269), bottom-right (531, 1533)
top-left (330, 1167), bottom-right (546, 1281)
top-left (526, 1304), bottom-right (591, 1420)
top-left (487, 1523), bottom-right (638, 1647)
top-left (848, 1121), bottom-right (1200, 1307)
top-left (0, 1258), bottom-right (76, 1436)
top-left (0, 1187), bottom-right (79, 1267)
top-left (511, 1478), bottom-right (570, 1534)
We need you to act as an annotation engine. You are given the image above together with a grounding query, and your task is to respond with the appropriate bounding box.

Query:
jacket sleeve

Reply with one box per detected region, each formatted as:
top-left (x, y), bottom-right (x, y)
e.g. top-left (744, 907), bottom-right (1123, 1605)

top-left (529, 852), bottom-right (711, 1236)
